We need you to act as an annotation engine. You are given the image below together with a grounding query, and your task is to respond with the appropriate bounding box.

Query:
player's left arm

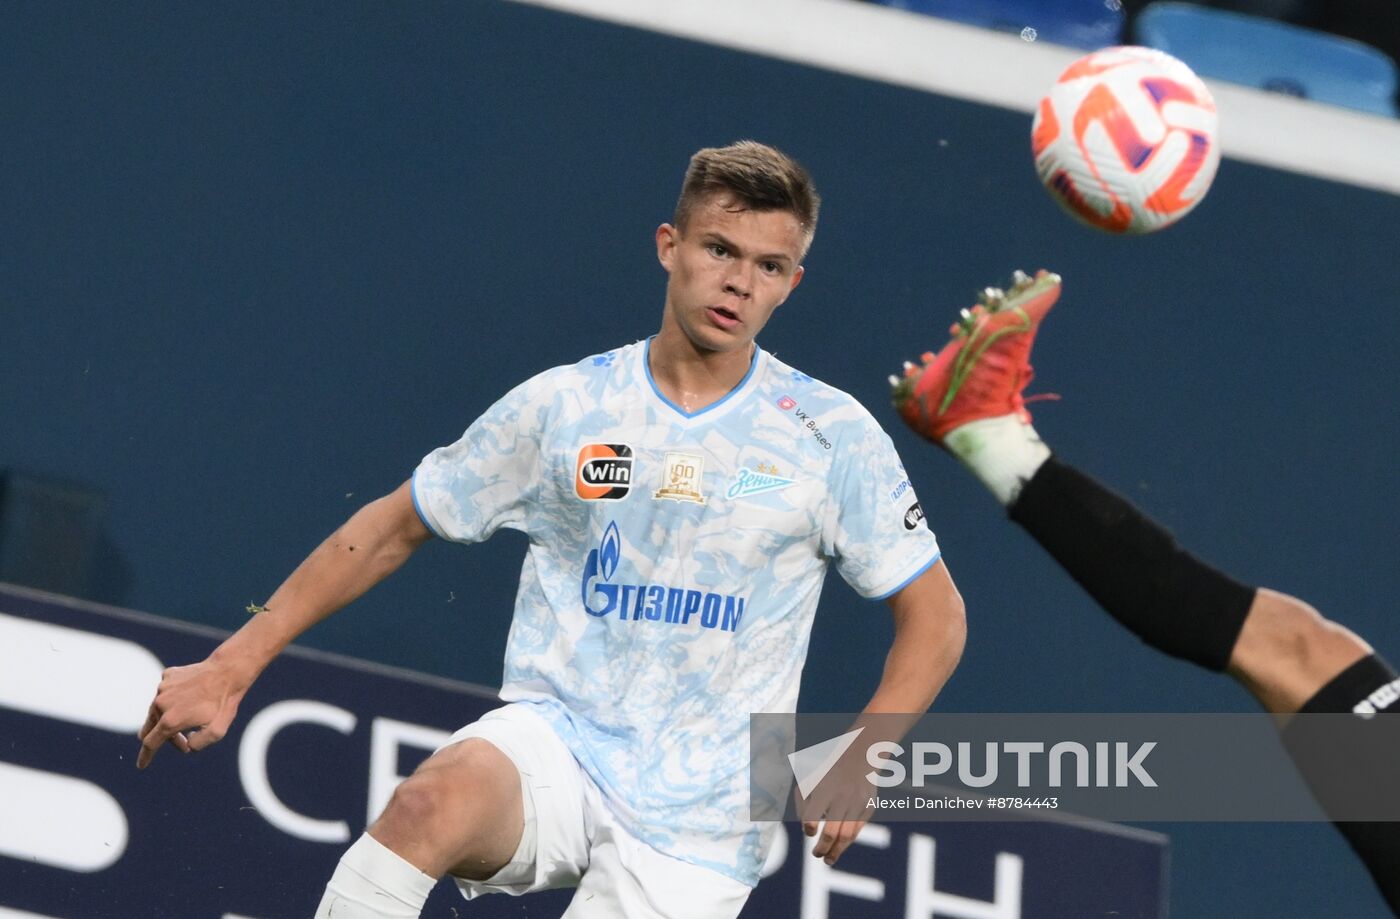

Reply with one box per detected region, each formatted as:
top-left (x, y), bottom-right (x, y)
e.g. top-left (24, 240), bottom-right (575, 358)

top-left (869, 559), bottom-right (966, 714)
top-left (806, 560), bottom-right (966, 864)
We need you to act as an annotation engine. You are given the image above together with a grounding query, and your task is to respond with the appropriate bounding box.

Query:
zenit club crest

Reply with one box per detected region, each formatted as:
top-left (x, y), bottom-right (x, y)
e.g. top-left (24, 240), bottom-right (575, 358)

top-left (726, 463), bottom-right (796, 500)
top-left (576, 444), bottom-right (634, 501)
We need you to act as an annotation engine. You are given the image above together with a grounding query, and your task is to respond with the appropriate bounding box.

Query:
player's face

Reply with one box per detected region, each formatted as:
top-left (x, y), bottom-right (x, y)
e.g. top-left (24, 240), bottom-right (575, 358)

top-left (655, 193), bottom-right (806, 354)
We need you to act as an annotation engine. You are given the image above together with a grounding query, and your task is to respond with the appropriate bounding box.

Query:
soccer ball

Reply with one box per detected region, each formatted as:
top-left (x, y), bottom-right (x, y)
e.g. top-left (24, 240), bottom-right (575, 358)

top-left (1031, 46), bottom-right (1220, 234)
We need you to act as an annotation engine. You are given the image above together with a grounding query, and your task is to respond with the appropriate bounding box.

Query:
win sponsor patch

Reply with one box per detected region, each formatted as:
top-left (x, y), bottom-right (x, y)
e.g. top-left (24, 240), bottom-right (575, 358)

top-left (576, 443), bottom-right (634, 500)
top-left (903, 501), bottom-right (925, 530)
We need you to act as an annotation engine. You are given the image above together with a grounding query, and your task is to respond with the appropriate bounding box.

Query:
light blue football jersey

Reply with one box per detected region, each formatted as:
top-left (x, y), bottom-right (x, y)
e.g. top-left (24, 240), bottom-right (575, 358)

top-left (412, 338), bottom-right (941, 885)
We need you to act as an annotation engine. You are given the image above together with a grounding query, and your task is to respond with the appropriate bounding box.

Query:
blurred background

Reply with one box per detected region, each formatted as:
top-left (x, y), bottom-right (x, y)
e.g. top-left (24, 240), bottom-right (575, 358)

top-left (3, 0), bottom-right (1398, 916)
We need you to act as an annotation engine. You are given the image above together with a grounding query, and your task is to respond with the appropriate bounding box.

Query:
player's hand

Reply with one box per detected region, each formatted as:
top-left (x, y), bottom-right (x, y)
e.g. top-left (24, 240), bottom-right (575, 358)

top-left (799, 750), bottom-right (877, 866)
top-left (136, 658), bottom-right (246, 769)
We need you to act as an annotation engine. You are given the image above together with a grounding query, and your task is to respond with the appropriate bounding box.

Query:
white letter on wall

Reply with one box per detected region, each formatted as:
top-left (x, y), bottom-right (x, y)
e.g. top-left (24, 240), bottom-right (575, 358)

top-left (238, 700), bottom-right (356, 843)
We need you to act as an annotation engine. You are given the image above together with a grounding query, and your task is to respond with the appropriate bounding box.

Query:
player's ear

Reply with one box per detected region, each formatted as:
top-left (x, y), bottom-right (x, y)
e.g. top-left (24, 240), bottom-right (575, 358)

top-left (656, 223), bottom-right (678, 272)
top-left (789, 265), bottom-right (804, 292)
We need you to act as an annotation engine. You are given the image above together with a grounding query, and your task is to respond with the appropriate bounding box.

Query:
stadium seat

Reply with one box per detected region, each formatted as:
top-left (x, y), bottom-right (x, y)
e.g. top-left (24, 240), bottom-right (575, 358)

top-left (871, 0), bottom-right (1125, 50)
top-left (1134, 2), bottom-right (1400, 116)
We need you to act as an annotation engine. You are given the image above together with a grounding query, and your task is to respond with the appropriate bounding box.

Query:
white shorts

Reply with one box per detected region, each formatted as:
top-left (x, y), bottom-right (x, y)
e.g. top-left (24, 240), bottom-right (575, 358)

top-left (442, 702), bottom-right (752, 919)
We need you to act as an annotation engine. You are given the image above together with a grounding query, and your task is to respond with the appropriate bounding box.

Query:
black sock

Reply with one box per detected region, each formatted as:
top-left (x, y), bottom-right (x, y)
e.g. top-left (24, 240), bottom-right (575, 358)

top-left (1298, 653), bottom-right (1400, 716)
top-left (1284, 655), bottom-right (1400, 914)
top-left (1007, 456), bottom-right (1255, 671)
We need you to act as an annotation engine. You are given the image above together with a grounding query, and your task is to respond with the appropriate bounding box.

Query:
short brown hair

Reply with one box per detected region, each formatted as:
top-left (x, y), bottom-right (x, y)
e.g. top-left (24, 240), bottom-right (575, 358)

top-left (673, 141), bottom-right (820, 253)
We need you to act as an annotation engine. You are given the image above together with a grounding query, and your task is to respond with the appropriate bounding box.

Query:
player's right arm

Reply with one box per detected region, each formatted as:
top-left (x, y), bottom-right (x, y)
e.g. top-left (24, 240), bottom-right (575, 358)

top-left (136, 480), bottom-right (432, 769)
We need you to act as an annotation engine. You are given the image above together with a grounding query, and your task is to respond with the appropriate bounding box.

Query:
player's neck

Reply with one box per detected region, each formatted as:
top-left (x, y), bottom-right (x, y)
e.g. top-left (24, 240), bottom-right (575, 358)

top-left (648, 328), bottom-right (755, 415)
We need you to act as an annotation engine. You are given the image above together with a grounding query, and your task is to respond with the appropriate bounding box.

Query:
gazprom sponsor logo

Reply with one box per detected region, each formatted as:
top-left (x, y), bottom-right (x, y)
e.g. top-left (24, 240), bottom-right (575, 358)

top-left (580, 521), bottom-right (746, 632)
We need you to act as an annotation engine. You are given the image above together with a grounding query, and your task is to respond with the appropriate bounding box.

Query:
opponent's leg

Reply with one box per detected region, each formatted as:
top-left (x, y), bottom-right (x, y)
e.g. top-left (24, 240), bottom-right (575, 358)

top-left (1006, 455), bottom-right (1400, 911)
top-left (891, 270), bottom-right (1394, 701)
top-left (891, 271), bottom-right (1400, 912)
top-left (1229, 588), bottom-right (1371, 713)
top-left (313, 737), bottom-right (524, 918)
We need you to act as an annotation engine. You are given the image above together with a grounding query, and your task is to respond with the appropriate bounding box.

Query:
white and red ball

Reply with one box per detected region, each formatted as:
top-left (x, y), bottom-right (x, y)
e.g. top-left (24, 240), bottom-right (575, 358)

top-left (1032, 45), bottom-right (1220, 234)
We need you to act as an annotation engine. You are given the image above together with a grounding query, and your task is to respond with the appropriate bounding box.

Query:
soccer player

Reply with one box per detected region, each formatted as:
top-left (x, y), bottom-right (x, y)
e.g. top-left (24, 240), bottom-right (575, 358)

top-left (891, 269), bottom-right (1399, 913)
top-left (135, 141), bottom-right (967, 918)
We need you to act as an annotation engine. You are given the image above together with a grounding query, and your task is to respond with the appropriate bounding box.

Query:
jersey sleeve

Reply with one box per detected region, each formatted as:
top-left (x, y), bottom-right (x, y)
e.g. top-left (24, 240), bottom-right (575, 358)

top-left (823, 410), bottom-right (942, 600)
top-left (411, 373), bottom-right (550, 543)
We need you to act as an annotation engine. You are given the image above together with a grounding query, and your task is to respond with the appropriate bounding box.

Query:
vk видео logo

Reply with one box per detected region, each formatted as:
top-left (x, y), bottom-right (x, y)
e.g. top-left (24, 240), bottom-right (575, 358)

top-left (580, 521), bottom-right (746, 632)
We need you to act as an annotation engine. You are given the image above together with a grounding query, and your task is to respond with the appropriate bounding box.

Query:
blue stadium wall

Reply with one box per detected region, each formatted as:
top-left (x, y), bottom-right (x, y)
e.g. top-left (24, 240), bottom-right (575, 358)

top-left (3, 2), bottom-right (1397, 916)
